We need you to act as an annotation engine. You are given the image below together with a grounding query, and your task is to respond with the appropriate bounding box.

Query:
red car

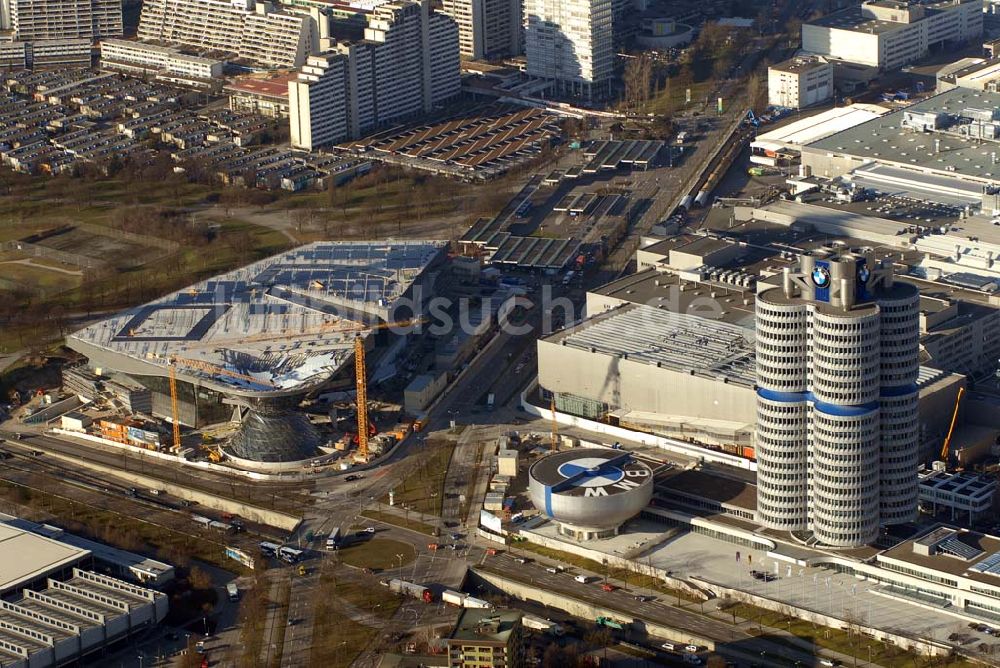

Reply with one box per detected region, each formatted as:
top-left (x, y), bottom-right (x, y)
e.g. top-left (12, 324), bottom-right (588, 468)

top-left (601, 583), bottom-right (616, 592)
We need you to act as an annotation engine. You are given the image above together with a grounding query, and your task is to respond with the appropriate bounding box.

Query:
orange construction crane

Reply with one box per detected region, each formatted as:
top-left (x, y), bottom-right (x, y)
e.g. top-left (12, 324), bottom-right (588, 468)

top-left (168, 363), bottom-right (182, 452)
top-left (355, 335), bottom-right (370, 462)
top-left (940, 386), bottom-right (966, 463)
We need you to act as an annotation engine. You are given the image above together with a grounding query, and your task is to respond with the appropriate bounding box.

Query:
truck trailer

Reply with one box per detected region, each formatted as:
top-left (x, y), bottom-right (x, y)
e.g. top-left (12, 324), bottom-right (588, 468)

top-left (388, 579), bottom-right (433, 603)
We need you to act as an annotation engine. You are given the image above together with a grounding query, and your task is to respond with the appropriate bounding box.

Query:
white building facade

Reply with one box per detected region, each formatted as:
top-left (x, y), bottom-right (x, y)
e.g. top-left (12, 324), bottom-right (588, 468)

top-left (289, 0), bottom-right (460, 148)
top-left (768, 56), bottom-right (834, 109)
top-left (100, 39), bottom-right (224, 80)
top-left (0, 0), bottom-right (122, 67)
top-left (755, 250), bottom-right (921, 547)
top-left (802, 0), bottom-right (983, 71)
top-left (441, 0), bottom-right (521, 60)
top-left (524, 0), bottom-right (613, 99)
top-left (138, 0), bottom-right (314, 68)
top-left (289, 53), bottom-right (348, 151)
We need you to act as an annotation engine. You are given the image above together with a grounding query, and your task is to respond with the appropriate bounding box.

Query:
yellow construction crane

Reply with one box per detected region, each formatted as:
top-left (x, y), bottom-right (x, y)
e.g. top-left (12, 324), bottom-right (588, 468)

top-left (550, 395), bottom-right (558, 452)
top-left (940, 386), bottom-right (966, 463)
top-left (355, 335), bottom-right (370, 462)
top-left (168, 363), bottom-right (182, 452)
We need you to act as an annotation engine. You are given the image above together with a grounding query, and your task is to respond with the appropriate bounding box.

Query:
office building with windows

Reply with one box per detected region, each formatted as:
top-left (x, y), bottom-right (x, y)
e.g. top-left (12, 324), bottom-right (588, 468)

top-left (755, 249), bottom-right (921, 547)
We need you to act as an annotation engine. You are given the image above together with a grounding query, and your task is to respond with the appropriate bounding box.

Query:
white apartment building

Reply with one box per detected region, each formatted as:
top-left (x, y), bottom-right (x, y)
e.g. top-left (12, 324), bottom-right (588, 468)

top-left (289, 0), bottom-right (459, 148)
top-left (1, 0), bottom-right (122, 42)
top-left (0, 0), bottom-right (121, 67)
top-left (768, 56), bottom-right (834, 109)
top-left (440, 0), bottom-right (520, 60)
top-left (100, 39), bottom-right (224, 80)
top-left (138, 0), bottom-right (314, 68)
top-left (524, 0), bottom-right (614, 99)
top-left (802, 0), bottom-right (983, 71)
top-left (289, 53), bottom-right (348, 150)
top-left (31, 38), bottom-right (93, 67)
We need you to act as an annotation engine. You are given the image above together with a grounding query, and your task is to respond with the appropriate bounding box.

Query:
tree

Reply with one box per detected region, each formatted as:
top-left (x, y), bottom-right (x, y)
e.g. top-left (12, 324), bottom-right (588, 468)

top-left (623, 54), bottom-right (654, 111)
top-left (188, 566), bottom-right (214, 592)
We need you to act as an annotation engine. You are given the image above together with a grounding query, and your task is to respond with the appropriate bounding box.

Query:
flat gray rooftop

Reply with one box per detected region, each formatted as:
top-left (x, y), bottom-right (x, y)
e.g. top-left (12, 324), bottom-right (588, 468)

top-left (67, 241), bottom-right (446, 396)
top-left (546, 304), bottom-right (756, 386)
top-left (590, 270), bottom-right (756, 328)
top-left (805, 88), bottom-right (1000, 185)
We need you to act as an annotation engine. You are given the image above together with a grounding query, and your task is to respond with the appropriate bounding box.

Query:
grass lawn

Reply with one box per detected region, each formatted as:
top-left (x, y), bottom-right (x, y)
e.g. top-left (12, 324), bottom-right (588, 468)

top-left (0, 258), bottom-right (82, 294)
top-left (724, 602), bottom-right (974, 668)
top-left (359, 510), bottom-right (438, 537)
top-left (332, 575), bottom-right (403, 620)
top-left (310, 561), bottom-right (379, 667)
top-left (380, 439), bottom-right (455, 516)
top-left (337, 537), bottom-right (416, 571)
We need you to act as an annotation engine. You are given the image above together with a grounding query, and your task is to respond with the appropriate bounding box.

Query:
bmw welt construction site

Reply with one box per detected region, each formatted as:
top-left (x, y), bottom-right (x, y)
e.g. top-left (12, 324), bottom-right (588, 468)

top-left (63, 241), bottom-right (447, 467)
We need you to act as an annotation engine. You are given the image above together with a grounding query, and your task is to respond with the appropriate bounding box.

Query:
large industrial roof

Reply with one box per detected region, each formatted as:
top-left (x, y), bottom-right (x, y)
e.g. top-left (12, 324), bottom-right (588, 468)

top-left (0, 523), bottom-right (89, 594)
top-left (547, 304), bottom-right (757, 386)
top-left (67, 241), bottom-right (446, 397)
top-left (753, 104), bottom-right (888, 150)
top-left (804, 88), bottom-right (1000, 185)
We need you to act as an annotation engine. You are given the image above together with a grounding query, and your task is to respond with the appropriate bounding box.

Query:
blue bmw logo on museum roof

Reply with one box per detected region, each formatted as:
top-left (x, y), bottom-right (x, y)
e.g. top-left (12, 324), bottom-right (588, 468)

top-left (812, 266), bottom-right (831, 288)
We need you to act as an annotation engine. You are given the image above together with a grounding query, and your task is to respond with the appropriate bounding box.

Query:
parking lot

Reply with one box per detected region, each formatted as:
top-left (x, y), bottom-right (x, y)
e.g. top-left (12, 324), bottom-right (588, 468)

top-left (347, 105), bottom-right (561, 180)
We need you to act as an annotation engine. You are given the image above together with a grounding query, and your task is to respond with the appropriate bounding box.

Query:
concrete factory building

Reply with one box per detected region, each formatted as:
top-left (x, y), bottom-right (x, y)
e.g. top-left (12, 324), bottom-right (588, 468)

top-left (527, 448), bottom-right (653, 539)
top-left (755, 249), bottom-right (921, 548)
top-left (67, 241), bottom-right (447, 463)
top-left (802, 0), bottom-right (983, 71)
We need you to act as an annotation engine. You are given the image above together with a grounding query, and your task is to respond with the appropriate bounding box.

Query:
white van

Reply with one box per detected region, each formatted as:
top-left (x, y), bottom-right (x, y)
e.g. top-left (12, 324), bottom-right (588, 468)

top-left (573, 575), bottom-right (590, 584)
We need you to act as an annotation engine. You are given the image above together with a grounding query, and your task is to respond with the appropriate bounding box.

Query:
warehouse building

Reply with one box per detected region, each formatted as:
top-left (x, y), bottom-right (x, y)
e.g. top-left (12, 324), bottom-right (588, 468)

top-left (801, 88), bottom-right (1000, 200)
top-left (767, 56), bottom-right (833, 110)
top-left (802, 0), bottom-right (983, 71)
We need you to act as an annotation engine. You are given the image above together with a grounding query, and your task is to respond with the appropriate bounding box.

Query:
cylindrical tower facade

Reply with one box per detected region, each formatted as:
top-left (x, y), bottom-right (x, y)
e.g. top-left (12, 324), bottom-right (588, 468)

top-left (754, 295), bottom-right (809, 531)
top-left (754, 251), bottom-right (921, 548)
top-left (877, 284), bottom-right (921, 525)
top-left (808, 307), bottom-right (882, 546)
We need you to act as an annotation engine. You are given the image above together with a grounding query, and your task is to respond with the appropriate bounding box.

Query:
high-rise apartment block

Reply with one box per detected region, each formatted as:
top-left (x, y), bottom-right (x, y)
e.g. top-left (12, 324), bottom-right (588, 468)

top-left (289, 53), bottom-right (348, 151)
top-left (288, 0), bottom-right (460, 150)
top-left (755, 250), bottom-right (921, 548)
top-left (440, 0), bottom-right (520, 60)
top-left (803, 0), bottom-right (982, 71)
top-left (0, 0), bottom-right (122, 67)
top-left (138, 0), bottom-right (315, 68)
top-left (524, 0), bottom-right (613, 99)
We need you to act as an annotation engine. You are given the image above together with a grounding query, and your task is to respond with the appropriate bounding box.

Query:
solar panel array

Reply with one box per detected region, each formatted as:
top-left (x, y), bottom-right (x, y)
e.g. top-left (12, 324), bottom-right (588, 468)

top-left (938, 536), bottom-right (984, 561)
top-left (971, 551), bottom-right (1000, 575)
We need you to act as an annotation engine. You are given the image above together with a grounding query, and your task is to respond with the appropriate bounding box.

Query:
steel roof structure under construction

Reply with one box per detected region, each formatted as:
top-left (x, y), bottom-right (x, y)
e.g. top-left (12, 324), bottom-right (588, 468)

top-left (67, 241), bottom-right (447, 399)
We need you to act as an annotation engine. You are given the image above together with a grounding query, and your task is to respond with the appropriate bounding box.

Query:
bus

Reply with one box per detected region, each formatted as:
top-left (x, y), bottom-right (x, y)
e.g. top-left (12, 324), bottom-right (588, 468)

top-left (278, 546), bottom-right (305, 564)
top-left (259, 541), bottom-right (281, 558)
